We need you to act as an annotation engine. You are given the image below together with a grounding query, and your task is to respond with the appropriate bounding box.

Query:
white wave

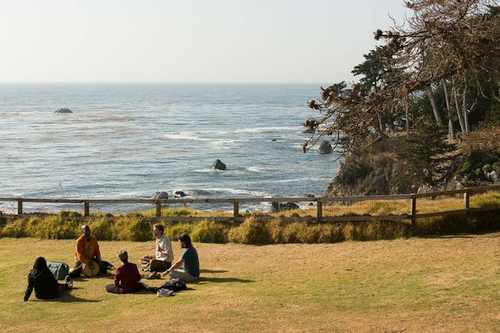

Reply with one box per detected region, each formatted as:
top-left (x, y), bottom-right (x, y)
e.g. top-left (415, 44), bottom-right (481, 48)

top-left (234, 126), bottom-right (299, 134)
top-left (205, 187), bottom-right (269, 197)
top-left (209, 139), bottom-right (237, 150)
top-left (247, 166), bottom-right (265, 173)
top-left (163, 132), bottom-right (209, 141)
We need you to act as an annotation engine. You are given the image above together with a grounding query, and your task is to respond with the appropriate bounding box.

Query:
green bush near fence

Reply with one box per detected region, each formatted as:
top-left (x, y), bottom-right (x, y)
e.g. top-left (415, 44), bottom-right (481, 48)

top-left (1, 208), bottom-right (499, 244)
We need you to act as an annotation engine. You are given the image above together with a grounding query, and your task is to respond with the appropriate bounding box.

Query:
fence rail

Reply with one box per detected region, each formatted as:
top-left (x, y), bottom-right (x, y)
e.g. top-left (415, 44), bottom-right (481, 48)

top-left (1, 185), bottom-right (499, 224)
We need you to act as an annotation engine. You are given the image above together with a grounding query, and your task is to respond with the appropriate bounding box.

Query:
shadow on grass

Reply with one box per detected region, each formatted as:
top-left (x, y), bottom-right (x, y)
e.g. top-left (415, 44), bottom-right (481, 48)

top-left (200, 269), bottom-right (228, 274)
top-left (40, 290), bottom-right (101, 303)
top-left (72, 274), bottom-right (114, 281)
top-left (197, 277), bottom-right (254, 284)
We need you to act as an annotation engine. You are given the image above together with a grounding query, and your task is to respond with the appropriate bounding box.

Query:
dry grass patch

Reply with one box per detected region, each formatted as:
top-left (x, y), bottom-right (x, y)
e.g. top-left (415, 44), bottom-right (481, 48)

top-left (0, 233), bottom-right (499, 332)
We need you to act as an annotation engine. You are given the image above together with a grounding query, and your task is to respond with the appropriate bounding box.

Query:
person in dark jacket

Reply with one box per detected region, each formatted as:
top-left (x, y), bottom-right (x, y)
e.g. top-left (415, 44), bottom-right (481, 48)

top-left (23, 257), bottom-right (73, 301)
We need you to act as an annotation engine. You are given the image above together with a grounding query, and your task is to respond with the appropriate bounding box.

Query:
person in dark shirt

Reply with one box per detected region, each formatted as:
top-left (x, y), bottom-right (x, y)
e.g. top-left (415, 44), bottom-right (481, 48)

top-left (23, 257), bottom-right (72, 301)
top-left (161, 233), bottom-right (199, 282)
top-left (105, 250), bottom-right (154, 294)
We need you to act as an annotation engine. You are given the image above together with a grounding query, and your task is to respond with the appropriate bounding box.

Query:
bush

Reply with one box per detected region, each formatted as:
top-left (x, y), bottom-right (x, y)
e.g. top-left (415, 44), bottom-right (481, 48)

top-left (89, 218), bottom-right (117, 241)
top-left (191, 220), bottom-right (228, 243)
top-left (228, 216), bottom-right (272, 244)
top-left (116, 217), bottom-right (152, 242)
top-left (0, 218), bottom-right (28, 238)
top-left (165, 223), bottom-right (194, 240)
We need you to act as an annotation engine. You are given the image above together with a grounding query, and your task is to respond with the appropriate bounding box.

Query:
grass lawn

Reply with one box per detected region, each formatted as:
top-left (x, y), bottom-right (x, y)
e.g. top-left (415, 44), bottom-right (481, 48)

top-left (0, 233), bottom-right (499, 332)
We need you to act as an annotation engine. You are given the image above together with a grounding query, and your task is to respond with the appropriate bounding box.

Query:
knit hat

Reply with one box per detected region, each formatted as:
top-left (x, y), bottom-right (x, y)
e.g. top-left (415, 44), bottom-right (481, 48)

top-left (117, 249), bottom-right (128, 262)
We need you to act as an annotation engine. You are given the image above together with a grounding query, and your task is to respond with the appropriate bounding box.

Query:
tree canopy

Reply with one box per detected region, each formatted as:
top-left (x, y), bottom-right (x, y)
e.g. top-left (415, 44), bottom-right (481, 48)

top-left (303, 0), bottom-right (500, 155)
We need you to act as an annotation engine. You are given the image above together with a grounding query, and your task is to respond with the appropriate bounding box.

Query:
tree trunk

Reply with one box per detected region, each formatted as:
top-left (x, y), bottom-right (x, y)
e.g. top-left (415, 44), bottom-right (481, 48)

top-left (405, 99), bottom-right (410, 138)
top-left (462, 86), bottom-right (470, 135)
top-left (426, 85), bottom-right (443, 126)
top-left (441, 79), bottom-right (455, 140)
top-left (452, 77), bottom-right (466, 134)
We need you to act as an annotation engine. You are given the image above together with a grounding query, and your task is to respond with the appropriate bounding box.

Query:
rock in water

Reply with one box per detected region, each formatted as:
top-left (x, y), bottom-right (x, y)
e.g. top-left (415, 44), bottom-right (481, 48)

top-left (153, 191), bottom-right (169, 200)
top-left (54, 108), bottom-right (73, 113)
top-left (318, 140), bottom-right (333, 154)
top-left (212, 159), bottom-right (227, 170)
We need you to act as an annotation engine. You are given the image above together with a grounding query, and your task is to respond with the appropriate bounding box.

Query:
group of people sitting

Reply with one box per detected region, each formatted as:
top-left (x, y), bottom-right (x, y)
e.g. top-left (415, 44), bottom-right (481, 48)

top-left (23, 223), bottom-right (199, 301)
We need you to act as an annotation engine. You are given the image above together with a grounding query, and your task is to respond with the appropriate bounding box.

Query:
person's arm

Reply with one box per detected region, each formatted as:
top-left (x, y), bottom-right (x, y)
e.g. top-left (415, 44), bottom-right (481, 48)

top-left (23, 276), bottom-right (34, 302)
top-left (161, 258), bottom-right (184, 277)
top-left (114, 268), bottom-right (121, 288)
top-left (93, 237), bottom-right (101, 261)
top-left (75, 237), bottom-right (89, 265)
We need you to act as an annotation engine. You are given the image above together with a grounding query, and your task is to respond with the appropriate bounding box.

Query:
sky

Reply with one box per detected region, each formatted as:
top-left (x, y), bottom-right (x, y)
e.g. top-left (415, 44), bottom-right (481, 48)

top-left (0, 0), bottom-right (410, 84)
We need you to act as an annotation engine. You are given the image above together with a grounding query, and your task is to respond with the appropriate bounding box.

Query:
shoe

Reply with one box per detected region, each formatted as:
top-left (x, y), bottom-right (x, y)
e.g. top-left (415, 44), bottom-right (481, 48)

top-left (146, 286), bottom-right (158, 293)
top-left (145, 272), bottom-right (161, 280)
top-left (157, 288), bottom-right (173, 297)
top-left (64, 275), bottom-right (73, 289)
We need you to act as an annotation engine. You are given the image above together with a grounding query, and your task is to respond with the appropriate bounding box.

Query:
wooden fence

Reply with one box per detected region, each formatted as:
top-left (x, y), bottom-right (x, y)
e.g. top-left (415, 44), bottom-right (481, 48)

top-left (1, 185), bottom-right (499, 224)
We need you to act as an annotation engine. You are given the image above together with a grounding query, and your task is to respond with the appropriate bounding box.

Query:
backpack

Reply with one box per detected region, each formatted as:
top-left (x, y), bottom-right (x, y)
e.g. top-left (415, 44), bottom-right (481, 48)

top-left (159, 278), bottom-right (187, 291)
top-left (47, 261), bottom-right (69, 280)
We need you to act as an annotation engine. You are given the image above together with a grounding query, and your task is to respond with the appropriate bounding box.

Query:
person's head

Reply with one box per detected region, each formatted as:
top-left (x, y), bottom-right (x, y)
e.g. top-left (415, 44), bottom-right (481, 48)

top-left (33, 257), bottom-right (47, 269)
top-left (177, 233), bottom-right (192, 248)
top-left (153, 223), bottom-right (164, 239)
top-left (117, 249), bottom-right (128, 263)
top-left (81, 224), bottom-right (91, 239)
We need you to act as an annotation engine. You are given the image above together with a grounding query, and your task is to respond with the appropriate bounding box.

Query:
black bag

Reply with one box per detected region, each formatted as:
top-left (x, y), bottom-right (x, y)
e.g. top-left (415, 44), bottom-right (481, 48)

top-left (100, 260), bottom-right (115, 270)
top-left (47, 261), bottom-right (69, 280)
top-left (159, 278), bottom-right (187, 291)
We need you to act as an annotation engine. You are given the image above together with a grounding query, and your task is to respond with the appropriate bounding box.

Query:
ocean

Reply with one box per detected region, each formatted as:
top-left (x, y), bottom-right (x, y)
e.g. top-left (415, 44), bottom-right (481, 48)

top-left (0, 83), bottom-right (339, 213)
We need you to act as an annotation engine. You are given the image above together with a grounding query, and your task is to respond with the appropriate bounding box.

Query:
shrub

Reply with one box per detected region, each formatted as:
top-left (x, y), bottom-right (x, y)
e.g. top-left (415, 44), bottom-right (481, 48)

top-left (165, 223), bottom-right (194, 240)
top-left (191, 220), bottom-right (228, 243)
top-left (0, 218), bottom-right (28, 238)
top-left (89, 218), bottom-right (116, 241)
top-left (116, 217), bottom-right (152, 241)
top-left (228, 216), bottom-right (271, 244)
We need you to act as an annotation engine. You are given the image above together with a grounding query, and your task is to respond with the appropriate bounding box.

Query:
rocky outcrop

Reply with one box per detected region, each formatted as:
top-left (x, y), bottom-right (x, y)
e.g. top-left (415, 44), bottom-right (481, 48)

top-left (212, 159), bottom-right (227, 170)
top-left (318, 140), bottom-right (333, 154)
top-left (270, 201), bottom-right (300, 213)
top-left (54, 108), bottom-right (73, 113)
top-left (322, 131), bottom-right (500, 197)
top-left (174, 191), bottom-right (187, 197)
top-left (153, 191), bottom-right (169, 200)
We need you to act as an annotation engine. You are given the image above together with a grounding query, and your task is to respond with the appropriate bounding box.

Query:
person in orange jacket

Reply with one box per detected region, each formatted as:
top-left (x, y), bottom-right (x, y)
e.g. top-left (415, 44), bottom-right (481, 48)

top-left (69, 224), bottom-right (107, 277)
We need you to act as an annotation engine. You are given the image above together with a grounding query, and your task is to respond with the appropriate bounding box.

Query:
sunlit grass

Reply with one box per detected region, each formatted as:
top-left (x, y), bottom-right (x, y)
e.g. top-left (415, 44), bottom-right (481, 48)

top-left (1, 234), bottom-right (499, 332)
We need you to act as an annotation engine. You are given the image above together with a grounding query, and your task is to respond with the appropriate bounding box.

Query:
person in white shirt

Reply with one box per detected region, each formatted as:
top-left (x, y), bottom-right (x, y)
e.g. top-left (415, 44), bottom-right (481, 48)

top-left (140, 224), bottom-right (173, 276)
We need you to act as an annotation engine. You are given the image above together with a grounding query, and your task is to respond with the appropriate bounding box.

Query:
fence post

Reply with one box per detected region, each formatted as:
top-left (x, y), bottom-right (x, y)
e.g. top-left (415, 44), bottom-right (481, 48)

top-left (156, 201), bottom-right (162, 217)
top-left (233, 202), bottom-right (239, 218)
top-left (410, 194), bottom-right (417, 226)
top-left (84, 202), bottom-right (90, 217)
top-left (316, 199), bottom-right (323, 223)
top-left (464, 191), bottom-right (470, 210)
top-left (17, 199), bottom-right (23, 215)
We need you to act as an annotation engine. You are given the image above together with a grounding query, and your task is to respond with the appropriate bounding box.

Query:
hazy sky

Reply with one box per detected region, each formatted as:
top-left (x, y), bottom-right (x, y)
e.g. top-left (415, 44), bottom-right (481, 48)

top-left (0, 0), bottom-right (410, 83)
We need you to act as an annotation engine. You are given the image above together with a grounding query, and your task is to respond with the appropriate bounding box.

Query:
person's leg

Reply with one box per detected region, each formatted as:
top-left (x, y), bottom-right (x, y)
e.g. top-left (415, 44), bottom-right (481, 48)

top-left (95, 257), bottom-right (108, 274)
top-left (140, 257), bottom-right (152, 271)
top-left (69, 261), bottom-right (82, 278)
top-left (169, 269), bottom-right (198, 282)
top-left (58, 283), bottom-right (69, 294)
top-left (149, 259), bottom-right (171, 272)
top-left (105, 284), bottom-right (121, 294)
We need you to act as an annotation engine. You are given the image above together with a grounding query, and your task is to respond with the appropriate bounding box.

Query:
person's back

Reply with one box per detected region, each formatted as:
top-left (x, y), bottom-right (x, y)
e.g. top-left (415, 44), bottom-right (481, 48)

top-left (115, 262), bottom-right (141, 293)
top-left (182, 246), bottom-right (199, 278)
top-left (31, 268), bottom-right (60, 299)
top-left (24, 257), bottom-right (72, 301)
top-left (106, 249), bottom-right (155, 294)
